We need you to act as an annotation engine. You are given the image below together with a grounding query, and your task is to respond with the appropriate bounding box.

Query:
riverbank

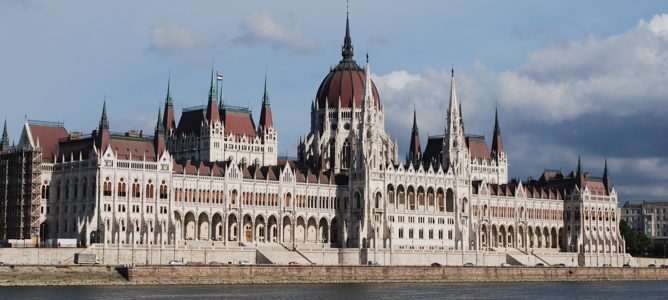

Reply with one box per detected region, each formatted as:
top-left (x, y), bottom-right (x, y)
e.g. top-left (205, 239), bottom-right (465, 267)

top-left (1, 265), bottom-right (668, 286)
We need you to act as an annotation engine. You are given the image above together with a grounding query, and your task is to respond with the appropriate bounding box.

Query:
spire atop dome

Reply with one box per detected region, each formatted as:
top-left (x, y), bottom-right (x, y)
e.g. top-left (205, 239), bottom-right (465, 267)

top-left (341, 6), bottom-right (354, 63)
top-left (577, 155), bottom-right (582, 174)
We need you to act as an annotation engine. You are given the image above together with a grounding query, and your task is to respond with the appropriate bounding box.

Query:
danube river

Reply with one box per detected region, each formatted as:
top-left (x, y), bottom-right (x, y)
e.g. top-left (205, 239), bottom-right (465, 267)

top-left (1, 281), bottom-right (666, 299)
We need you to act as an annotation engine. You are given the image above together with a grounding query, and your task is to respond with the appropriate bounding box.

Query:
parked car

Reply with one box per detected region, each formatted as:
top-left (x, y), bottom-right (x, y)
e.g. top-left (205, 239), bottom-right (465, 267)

top-left (288, 261), bottom-right (300, 266)
top-left (554, 263), bottom-right (566, 267)
top-left (500, 263), bottom-right (512, 267)
top-left (623, 263), bottom-right (631, 268)
top-left (463, 262), bottom-right (475, 267)
top-left (367, 261), bottom-right (379, 266)
top-left (660, 264), bottom-right (668, 269)
top-left (535, 263), bottom-right (545, 267)
top-left (602, 264), bottom-right (611, 267)
top-left (169, 260), bottom-right (184, 266)
top-left (239, 260), bottom-right (252, 265)
top-left (209, 261), bottom-right (223, 266)
top-left (647, 264), bottom-right (656, 268)
top-left (431, 262), bottom-right (442, 267)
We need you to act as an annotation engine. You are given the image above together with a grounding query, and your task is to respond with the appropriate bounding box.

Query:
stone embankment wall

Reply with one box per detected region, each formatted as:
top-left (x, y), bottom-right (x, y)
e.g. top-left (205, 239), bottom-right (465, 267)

top-left (2, 265), bottom-right (668, 286)
top-left (127, 265), bottom-right (668, 284)
top-left (0, 247), bottom-right (255, 266)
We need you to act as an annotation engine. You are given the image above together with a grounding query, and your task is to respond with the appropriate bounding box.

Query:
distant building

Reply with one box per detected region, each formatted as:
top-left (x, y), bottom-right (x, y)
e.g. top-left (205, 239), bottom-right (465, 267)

top-left (622, 201), bottom-right (668, 242)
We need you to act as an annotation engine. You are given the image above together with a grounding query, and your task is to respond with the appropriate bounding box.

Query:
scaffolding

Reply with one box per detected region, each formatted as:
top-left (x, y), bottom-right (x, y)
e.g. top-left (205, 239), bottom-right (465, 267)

top-left (0, 146), bottom-right (42, 242)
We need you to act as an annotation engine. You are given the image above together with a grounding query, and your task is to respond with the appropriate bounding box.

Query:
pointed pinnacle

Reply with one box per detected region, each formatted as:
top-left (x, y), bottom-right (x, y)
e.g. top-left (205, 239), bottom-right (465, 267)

top-left (263, 72), bottom-right (270, 106)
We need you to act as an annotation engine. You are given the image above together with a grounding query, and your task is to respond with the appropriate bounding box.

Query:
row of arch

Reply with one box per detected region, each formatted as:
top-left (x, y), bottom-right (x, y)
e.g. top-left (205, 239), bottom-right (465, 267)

top-left (173, 211), bottom-right (339, 246)
top-left (386, 185), bottom-right (455, 213)
top-left (478, 223), bottom-right (564, 250)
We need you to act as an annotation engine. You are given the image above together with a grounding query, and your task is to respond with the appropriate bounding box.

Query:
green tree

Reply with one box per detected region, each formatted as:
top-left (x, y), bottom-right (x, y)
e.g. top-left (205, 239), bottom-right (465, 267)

top-left (620, 219), bottom-right (660, 257)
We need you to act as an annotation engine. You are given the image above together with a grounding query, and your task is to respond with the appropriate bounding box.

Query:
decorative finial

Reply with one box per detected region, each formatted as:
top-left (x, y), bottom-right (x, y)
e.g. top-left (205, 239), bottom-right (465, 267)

top-left (451, 66), bottom-right (454, 78)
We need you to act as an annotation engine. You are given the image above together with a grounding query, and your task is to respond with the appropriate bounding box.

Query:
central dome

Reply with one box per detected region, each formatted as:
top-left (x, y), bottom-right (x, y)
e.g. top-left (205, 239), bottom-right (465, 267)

top-left (315, 16), bottom-right (380, 109)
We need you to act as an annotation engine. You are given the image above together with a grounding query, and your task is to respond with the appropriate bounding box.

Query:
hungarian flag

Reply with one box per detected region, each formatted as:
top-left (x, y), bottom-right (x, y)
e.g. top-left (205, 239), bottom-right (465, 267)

top-left (216, 73), bottom-right (224, 81)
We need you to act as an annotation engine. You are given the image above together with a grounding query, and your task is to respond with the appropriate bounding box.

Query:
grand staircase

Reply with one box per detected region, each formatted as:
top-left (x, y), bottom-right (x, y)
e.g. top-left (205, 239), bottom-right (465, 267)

top-left (256, 243), bottom-right (312, 265)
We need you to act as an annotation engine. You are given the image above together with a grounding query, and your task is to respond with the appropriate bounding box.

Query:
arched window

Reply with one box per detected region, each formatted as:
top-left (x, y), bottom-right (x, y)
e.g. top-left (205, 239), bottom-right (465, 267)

top-left (132, 179), bottom-right (141, 198)
top-left (159, 180), bottom-right (168, 199)
top-left (103, 177), bottom-right (112, 196)
top-left (342, 139), bottom-right (351, 169)
top-left (446, 189), bottom-right (454, 213)
top-left (146, 179), bottom-right (154, 199)
top-left (231, 190), bottom-right (238, 205)
top-left (437, 189), bottom-right (444, 212)
top-left (408, 186), bottom-right (416, 210)
top-left (117, 178), bottom-right (127, 197)
top-left (387, 185), bottom-right (395, 205)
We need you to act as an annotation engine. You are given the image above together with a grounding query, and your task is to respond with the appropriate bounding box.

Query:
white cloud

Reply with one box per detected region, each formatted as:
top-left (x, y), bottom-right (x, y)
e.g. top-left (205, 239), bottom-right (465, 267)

top-left (234, 11), bottom-right (318, 53)
top-left (148, 23), bottom-right (207, 55)
top-left (372, 13), bottom-right (668, 200)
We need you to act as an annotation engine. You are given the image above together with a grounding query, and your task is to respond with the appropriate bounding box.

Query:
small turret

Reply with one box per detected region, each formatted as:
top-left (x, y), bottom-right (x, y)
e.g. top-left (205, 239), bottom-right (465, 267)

top-left (154, 108), bottom-right (166, 157)
top-left (205, 69), bottom-right (220, 124)
top-left (406, 107), bottom-right (422, 168)
top-left (163, 75), bottom-right (176, 135)
top-left (258, 74), bottom-right (273, 130)
top-left (491, 107), bottom-right (504, 158)
top-left (603, 159), bottom-right (613, 193)
top-left (96, 101), bottom-right (111, 151)
top-left (1, 119), bottom-right (9, 152)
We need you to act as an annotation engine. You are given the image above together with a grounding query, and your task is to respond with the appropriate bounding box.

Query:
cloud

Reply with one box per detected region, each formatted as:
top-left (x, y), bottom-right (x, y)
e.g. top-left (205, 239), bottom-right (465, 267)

top-left (233, 11), bottom-right (318, 53)
top-left (373, 13), bottom-right (668, 202)
top-left (148, 23), bottom-right (207, 55)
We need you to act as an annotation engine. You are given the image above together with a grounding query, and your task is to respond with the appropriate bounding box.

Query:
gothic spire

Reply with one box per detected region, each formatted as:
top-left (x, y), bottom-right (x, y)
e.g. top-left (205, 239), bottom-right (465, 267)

top-left (262, 72), bottom-right (270, 106)
top-left (407, 107), bottom-right (422, 167)
top-left (1, 119), bottom-right (9, 151)
top-left (491, 106), bottom-right (504, 157)
top-left (341, 8), bottom-right (354, 62)
top-left (163, 75), bottom-right (176, 134)
top-left (603, 158), bottom-right (613, 193)
top-left (208, 68), bottom-right (217, 102)
top-left (100, 100), bottom-right (109, 130)
top-left (577, 155), bottom-right (582, 174)
top-left (363, 53), bottom-right (373, 107)
top-left (165, 73), bottom-right (173, 106)
top-left (259, 74), bottom-right (273, 130)
top-left (156, 107), bottom-right (164, 134)
top-left (206, 69), bottom-right (220, 123)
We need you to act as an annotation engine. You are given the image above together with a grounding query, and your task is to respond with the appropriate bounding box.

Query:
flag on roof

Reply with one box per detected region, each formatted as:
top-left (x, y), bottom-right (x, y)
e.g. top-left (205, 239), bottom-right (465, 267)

top-left (216, 73), bottom-right (224, 80)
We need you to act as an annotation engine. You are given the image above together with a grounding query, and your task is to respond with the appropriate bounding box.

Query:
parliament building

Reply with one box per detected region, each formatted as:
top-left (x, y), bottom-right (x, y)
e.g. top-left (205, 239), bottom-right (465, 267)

top-left (0, 14), bottom-right (626, 266)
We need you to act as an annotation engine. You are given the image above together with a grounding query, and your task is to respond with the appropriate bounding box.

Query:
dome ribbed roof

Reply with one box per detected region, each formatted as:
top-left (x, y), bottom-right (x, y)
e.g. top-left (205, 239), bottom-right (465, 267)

top-left (315, 15), bottom-right (380, 109)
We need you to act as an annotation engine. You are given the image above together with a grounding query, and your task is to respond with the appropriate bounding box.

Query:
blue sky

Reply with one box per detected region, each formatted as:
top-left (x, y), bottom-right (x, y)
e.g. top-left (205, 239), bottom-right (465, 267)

top-left (1, 0), bottom-right (667, 203)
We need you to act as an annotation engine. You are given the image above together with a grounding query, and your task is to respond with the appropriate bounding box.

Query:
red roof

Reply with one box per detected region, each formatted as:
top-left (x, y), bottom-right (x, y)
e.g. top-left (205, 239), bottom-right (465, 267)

top-left (222, 109), bottom-right (256, 138)
top-left (316, 64), bottom-right (380, 109)
top-left (28, 123), bottom-right (68, 161)
top-left (466, 136), bottom-right (491, 161)
top-left (110, 136), bottom-right (155, 161)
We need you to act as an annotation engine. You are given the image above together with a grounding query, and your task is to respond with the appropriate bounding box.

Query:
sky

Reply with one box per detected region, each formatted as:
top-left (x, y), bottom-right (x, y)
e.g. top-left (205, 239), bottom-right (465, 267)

top-left (1, 0), bottom-right (667, 204)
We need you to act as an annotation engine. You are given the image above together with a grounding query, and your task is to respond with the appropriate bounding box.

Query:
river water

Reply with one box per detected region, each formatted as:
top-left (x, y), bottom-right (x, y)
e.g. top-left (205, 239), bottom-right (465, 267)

top-left (1, 281), bottom-right (666, 299)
